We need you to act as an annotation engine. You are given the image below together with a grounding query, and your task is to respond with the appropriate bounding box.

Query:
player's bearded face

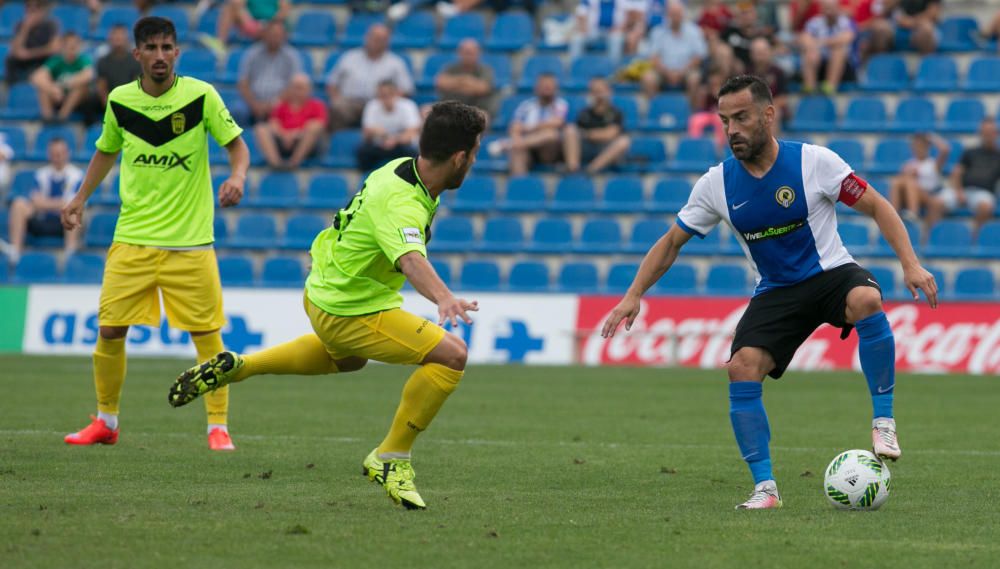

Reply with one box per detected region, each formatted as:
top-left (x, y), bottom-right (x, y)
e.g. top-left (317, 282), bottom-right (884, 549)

top-left (728, 111), bottom-right (769, 161)
top-left (445, 150), bottom-right (475, 189)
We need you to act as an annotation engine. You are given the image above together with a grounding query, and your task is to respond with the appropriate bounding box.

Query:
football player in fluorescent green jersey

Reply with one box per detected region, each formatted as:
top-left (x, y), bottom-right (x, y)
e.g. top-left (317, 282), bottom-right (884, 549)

top-left (168, 101), bottom-right (488, 509)
top-left (61, 17), bottom-right (250, 451)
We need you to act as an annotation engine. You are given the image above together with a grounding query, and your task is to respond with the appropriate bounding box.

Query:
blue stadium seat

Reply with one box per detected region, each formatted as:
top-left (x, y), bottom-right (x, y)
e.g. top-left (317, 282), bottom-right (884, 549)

top-left (518, 54), bottom-right (565, 90)
top-left (828, 139), bottom-right (866, 168)
top-left (838, 221), bottom-right (871, 255)
top-left (558, 261), bottom-right (599, 293)
top-left (220, 48), bottom-right (247, 84)
top-left (964, 57), bottom-right (1000, 92)
top-left (292, 10), bottom-right (336, 46)
top-left (492, 95), bottom-right (529, 131)
top-left (438, 12), bottom-right (486, 49)
top-left (52, 5), bottom-right (89, 36)
top-left (649, 178), bottom-right (690, 213)
top-left (528, 217), bottom-right (573, 254)
top-left (599, 176), bottom-right (644, 213)
top-left (622, 137), bottom-right (668, 173)
top-left (953, 268), bottom-right (995, 299)
top-left (508, 261), bottom-right (550, 292)
top-left (0, 45), bottom-right (8, 80)
top-left (230, 214), bottom-right (279, 249)
top-left (840, 97), bottom-right (887, 132)
top-left (938, 16), bottom-right (981, 52)
top-left (0, 3), bottom-right (25, 38)
top-left (940, 98), bottom-right (985, 134)
top-left (0, 84), bottom-right (41, 120)
top-left (214, 217), bottom-right (229, 247)
top-left (912, 56), bottom-right (958, 92)
top-left (395, 10), bottom-right (436, 49)
top-left (565, 55), bottom-right (616, 91)
top-left (1, 257), bottom-right (10, 282)
top-left (218, 256), bottom-right (255, 287)
top-left (551, 176), bottom-right (597, 212)
top-left (575, 218), bottom-right (622, 254)
top-left (431, 216), bottom-right (475, 253)
top-left (418, 52), bottom-right (455, 90)
top-left (10, 171), bottom-right (36, 200)
top-left (30, 126), bottom-right (79, 162)
top-left (975, 221), bottom-right (1000, 258)
top-left (304, 174), bottom-right (350, 209)
top-left (867, 266), bottom-right (897, 298)
top-left (342, 14), bottom-right (384, 48)
top-left (627, 219), bottom-right (670, 254)
top-left (643, 94), bottom-right (690, 132)
top-left (479, 216), bottom-right (524, 253)
top-left (431, 259), bottom-right (452, 287)
top-left (611, 95), bottom-right (640, 130)
top-left (925, 220), bottom-right (972, 258)
top-left (500, 175), bottom-right (547, 212)
top-left (861, 55), bottom-right (909, 91)
top-left (705, 264), bottom-right (748, 296)
top-left (251, 173), bottom-right (300, 208)
top-left (482, 53), bottom-right (513, 88)
top-left (0, 126), bottom-right (27, 158)
top-left (93, 7), bottom-right (140, 40)
top-left (261, 256), bottom-right (305, 288)
top-left (75, 124), bottom-right (103, 162)
top-left (683, 229), bottom-right (722, 254)
top-left (486, 11), bottom-right (534, 51)
top-left (874, 218), bottom-right (920, 256)
top-left (459, 260), bottom-right (501, 291)
top-left (196, 7), bottom-right (227, 40)
top-left (891, 97), bottom-right (936, 134)
top-left (451, 176), bottom-right (496, 212)
top-left (322, 130), bottom-right (362, 168)
top-left (651, 262), bottom-right (697, 295)
top-left (606, 263), bottom-right (638, 293)
top-left (176, 48), bottom-right (217, 80)
top-left (282, 214), bottom-right (326, 249)
top-left (85, 213), bottom-right (118, 248)
top-left (565, 94), bottom-right (587, 122)
top-left (789, 97), bottom-right (836, 131)
top-left (13, 252), bottom-right (59, 283)
top-left (868, 139), bottom-right (912, 175)
top-left (149, 5), bottom-right (190, 41)
top-left (64, 254), bottom-right (104, 284)
top-left (666, 138), bottom-right (717, 173)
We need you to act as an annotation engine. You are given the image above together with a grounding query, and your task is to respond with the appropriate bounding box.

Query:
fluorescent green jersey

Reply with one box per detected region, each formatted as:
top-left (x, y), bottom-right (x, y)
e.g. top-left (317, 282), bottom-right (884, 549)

top-left (95, 76), bottom-right (243, 247)
top-left (306, 157), bottom-right (439, 316)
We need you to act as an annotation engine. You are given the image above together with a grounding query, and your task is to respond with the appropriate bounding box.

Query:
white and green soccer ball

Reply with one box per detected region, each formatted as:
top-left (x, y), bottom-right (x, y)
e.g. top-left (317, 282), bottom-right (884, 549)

top-left (823, 449), bottom-right (891, 510)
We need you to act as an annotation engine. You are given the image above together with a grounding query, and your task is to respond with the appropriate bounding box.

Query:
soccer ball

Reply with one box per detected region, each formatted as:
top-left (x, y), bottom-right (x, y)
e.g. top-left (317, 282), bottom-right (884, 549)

top-left (823, 449), bottom-right (891, 510)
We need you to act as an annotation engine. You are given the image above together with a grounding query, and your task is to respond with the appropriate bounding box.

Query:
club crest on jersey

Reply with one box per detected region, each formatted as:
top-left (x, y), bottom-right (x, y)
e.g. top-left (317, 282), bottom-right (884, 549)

top-left (170, 112), bottom-right (186, 134)
top-left (775, 186), bottom-right (795, 208)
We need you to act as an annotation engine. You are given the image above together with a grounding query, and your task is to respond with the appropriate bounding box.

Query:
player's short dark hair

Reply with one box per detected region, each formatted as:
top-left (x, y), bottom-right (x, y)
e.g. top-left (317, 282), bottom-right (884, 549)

top-left (133, 16), bottom-right (177, 46)
top-left (47, 137), bottom-right (67, 146)
top-left (718, 74), bottom-right (773, 105)
top-left (419, 101), bottom-right (487, 163)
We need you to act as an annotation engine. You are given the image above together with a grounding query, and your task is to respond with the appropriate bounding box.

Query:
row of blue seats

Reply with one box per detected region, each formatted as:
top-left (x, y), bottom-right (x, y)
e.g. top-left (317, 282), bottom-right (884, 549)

top-left (861, 53), bottom-right (1000, 92)
top-left (3, 250), bottom-right (998, 300)
top-left (791, 96), bottom-right (996, 135)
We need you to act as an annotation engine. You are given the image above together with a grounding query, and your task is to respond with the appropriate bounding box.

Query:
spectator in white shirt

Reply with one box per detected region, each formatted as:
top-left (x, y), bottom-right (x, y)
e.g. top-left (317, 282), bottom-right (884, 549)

top-left (799, 0), bottom-right (857, 94)
top-left (356, 80), bottom-right (422, 171)
top-left (489, 73), bottom-right (569, 175)
top-left (0, 133), bottom-right (13, 194)
top-left (641, 1), bottom-right (707, 99)
top-left (569, 0), bottom-right (648, 63)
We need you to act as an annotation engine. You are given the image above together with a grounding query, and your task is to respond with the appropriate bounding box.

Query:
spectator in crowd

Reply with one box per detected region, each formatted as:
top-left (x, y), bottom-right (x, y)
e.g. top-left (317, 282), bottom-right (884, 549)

top-left (31, 32), bottom-right (95, 122)
top-left (389, 0), bottom-right (538, 20)
top-left (889, 0), bottom-right (940, 54)
top-left (5, 138), bottom-right (84, 266)
top-left (435, 39), bottom-right (495, 114)
top-left (697, 0), bottom-right (733, 43)
top-left (96, 24), bottom-right (142, 109)
top-left (217, 0), bottom-right (290, 47)
top-left (569, 0), bottom-right (648, 63)
top-left (563, 78), bottom-right (631, 174)
top-left (238, 19), bottom-right (303, 124)
top-left (687, 66), bottom-right (727, 149)
top-left (0, 134), bottom-right (13, 194)
top-left (326, 24), bottom-right (414, 131)
top-left (935, 119), bottom-right (1000, 235)
top-left (720, 2), bottom-right (770, 70)
top-left (889, 133), bottom-right (949, 228)
top-left (799, 0), bottom-right (857, 94)
top-left (356, 80), bottom-right (422, 171)
top-left (489, 73), bottom-right (568, 176)
top-left (254, 73), bottom-right (328, 170)
top-left (640, 1), bottom-right (707, 100)
top-left (5, 0), bottom-right (60, 86)
top-left (748, 37), bottom-right (788, 129)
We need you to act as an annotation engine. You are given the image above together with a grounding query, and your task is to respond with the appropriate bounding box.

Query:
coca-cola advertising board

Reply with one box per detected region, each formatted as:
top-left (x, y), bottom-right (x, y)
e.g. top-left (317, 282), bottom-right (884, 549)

top-left (577, 296), bottom-right (1000, 375)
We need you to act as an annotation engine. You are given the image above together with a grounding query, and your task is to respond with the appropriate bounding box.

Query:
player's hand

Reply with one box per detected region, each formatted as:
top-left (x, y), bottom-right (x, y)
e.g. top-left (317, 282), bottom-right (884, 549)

top-left (903, 263), bottom-right (938, 309)
top-left (601, 294), bottom-right (641, 338)
top-left (437, 295), bottom-right (478, 328)
top-left (61, 197), bottom-right (85, 231)
top-left (218, 176), bottom-right (244, 208)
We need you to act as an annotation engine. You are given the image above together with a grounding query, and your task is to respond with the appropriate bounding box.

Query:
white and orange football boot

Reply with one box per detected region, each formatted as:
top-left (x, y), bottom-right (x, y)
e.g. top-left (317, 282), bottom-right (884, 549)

top-left (872, 418), bottom-right (901, 461)
top-left (64, 415), bottom-right (118, 446)
top-left (736, 481), bottom-right (783, 510)
top-left (208, 427), bottom-right (236, 451)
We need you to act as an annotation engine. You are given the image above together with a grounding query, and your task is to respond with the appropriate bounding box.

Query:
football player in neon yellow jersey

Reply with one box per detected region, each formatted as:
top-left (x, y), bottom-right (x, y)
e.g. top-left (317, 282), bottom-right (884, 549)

top-left (61, 17), bottom-right (250, 451)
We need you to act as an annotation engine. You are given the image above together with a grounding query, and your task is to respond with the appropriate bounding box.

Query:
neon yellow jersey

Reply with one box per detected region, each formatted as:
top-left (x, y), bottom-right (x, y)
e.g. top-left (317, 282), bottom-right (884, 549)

top-left (95, 75), bottom-right (243, 247)
top-left (306, 157), bottom-right (438, 316)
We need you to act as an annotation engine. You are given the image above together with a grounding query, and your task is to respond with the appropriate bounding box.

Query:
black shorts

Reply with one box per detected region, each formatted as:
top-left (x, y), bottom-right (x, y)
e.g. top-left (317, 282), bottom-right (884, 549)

top-left (28, 214), bottom-right (64, 237)
top-left (730, 263), bottom-right (881, 379)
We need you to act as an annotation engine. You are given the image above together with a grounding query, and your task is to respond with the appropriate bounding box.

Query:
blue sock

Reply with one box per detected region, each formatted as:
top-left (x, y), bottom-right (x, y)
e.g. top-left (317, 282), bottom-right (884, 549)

top-left (855, 312), bottom-right (895, 419)
top-left (729, 381), bottom-right (773, 484)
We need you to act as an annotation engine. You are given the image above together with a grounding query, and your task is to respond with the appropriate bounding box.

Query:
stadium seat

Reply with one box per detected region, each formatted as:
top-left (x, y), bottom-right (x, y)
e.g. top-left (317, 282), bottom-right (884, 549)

top-left (599, 176), bottom-right (644, 213)
top-left (438, 12), bottom-right (487, 49)
top-left (29, 126), bottom-right (79, 162)
top-left (431, 216), bottom-right (476, 253)
top-left (282, 214), bottom-right (327, 250)
top-left (251, 173), bottom-right (300, 208)
top-left (557, 261), bottom-right (599, 293)
top-left (666, 138), bottom-right (717, 173)
top-left (52, 5), bottom-right (89, 37)
top-left (565, 55), bottom-right (616, 91)
top-left (499, 175), bottom-right (547, 212)
top-left (149, 5), bottom-right (191, 41)
top-left (840, 97), bottom-right (888, 132)
top-left (492, 95), bottom-right (529, 131)
top-left (451, 176), bottom-right (497, 212)
top-left (431, 259), bottom-right (452, 287)
top-left (975, 221), bottom-right (1000, 258)
top-left (486, 11), bottom-right (534, 51)
top-left (176, 48), bottom-right (217, 80)
top-left (623, 137), bottom-right (668, 173)
top-left (230, 214), bottom-right (279, 249)
top-left (220, 48), bottom-right (247, 84)
top-left (261, 256), bottom-right (305, 288)
top-left (528, 217), bottom-right (574, 254)
top-left (912, 56), bottom-right (958, 92)
top-left (827, 139), bottom-right (866, 168)
top-left (838, 221), bottom-right (871, 255)
top-left (0, 126), bottom-right (27, 158)
top-left (459, 260), bottom-right (501, 291)
top-left (304, 174), bottom-right (350, 209)
top-left (0, 84), bottom-right (41, 120)
top-left (218, 256), bottom-right (255, 287)
top-left (85, 213), bottom-right (118, 248)
top-left (651, 262), bottom-right (697, 295)
top-left (508, 261), bottom-right (550, 292)
top-left (13, 252), bottom-right (59, 283)
top-left (940, 98), bottom-right (985, 134)
top-left (575, 218), bottom-right (622, 254)
top-left (342, 13), bottom-right (384, 48)
top-left (64, 254), bottom-right (104, 285)
top-left (874, 218), bottom-right (920, 256)
top-left (214, 217), bottom-right (229, 247)
top-left (291, 10), bottom-right (336, 46)
top-left (626, 219), bottom-right (670, 254)
top-left (418, 52), bottom-right (455, 90)
top-left (0, 258), bottom-right (8, 283)
top-left (611, 95), bottom-right (640, 130)
top-left (479, 216), bottom-right (524, 253)
top-left (705, 264), bottom-right (748, 296)
top-left (789, 97), bottom-right (836, 132)
top-left (938, 16), bottom-right (981, 52)
top-left (75, 124), bottom-right (103, 162)
top-left (606, 263), bottom-right (639, 293)
top-left (482, 53), bottom-right (514, 89)
top-left (861, 55), bottom-right (909, 91)
top-left (322, 130), bottom-right (362, 168)
top-left (93, 6), bottom-right (140, 40)
top-left (891, 97), bottom-right (936, 134)
top-left (10, 171), bottom-right (36, 200)
top-left (867, 266), bottom-right (897, 298)
top-left (868, 139), bottom-right (912, 175)
top-left (518, 54), bottom-right (565, 90)
top-left (925, 220), bottom-right (972, 258)
top-left (953, 268), bottom-right (996, 299)
top-left (395, 10), bottom-right (436, 49)
top-left (551, 176), bottom-right (597, 212)
top-left (648, 178), bottom-right (690, 213)
top-left (964, 57), bottom-right (1000, 92)
top-left (683, 229), bottom-right (722, 254)
top-left (643, 94), bottom-right (690, 132)
top-left (0, 3), bottom-right (25, 38)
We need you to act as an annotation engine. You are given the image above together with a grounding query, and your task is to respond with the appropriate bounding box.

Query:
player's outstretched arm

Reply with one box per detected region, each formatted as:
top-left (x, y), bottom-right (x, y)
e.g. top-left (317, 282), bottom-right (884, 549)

top-left (61, 149), bottom-right (119, 231)
top-left (398, 251), bottom-right (479, 328)
top-left (601, 225), bottom-right (692, 338)
top-left (219, 136), bottom-right (249, 207)
top-left (851, 185), bottom-right (938, 308)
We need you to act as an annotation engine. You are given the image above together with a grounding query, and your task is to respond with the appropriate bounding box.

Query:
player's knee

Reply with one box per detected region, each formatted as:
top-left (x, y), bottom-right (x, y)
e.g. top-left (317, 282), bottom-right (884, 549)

top-left (435, 334), bottom-right (468, 371)
top-left (728, 348), bottom-right (771, 381)
top-left (846, 286), bottom-right (883, 322)
top-left (99, 326), bottom-right (129, 340)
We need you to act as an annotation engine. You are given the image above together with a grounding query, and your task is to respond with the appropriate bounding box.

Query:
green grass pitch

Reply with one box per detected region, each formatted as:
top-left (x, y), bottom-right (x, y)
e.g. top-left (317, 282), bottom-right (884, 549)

top-left (2, 355), bottom-right (999, 568)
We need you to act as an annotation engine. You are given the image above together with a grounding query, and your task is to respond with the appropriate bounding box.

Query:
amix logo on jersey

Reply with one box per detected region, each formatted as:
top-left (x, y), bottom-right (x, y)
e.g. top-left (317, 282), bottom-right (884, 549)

top-left (132, 151), bottom-right (195, 172)
top-left (742, 219), bottom-right (805, 243)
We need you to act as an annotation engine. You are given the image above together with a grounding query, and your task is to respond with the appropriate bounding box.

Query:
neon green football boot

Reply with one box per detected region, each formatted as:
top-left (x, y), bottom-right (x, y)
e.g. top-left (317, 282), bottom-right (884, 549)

top-left (362, 448), bottom-right (427, 510)
top-left (168, 351), bottom-right (244, 408)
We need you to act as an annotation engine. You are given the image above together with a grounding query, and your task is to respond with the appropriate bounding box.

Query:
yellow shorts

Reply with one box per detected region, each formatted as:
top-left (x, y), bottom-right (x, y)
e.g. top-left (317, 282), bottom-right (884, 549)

top-left (304, 295), bottom-right (446, 365)
top-left (98, 242), bottom-right (225, 331)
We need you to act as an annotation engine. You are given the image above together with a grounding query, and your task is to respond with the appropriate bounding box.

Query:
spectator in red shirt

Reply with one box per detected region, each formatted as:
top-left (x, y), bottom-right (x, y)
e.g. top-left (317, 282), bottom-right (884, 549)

top-left (253, 73), bottom-right (328, 170)
top-left (697, 0), bottom-right (732, 42)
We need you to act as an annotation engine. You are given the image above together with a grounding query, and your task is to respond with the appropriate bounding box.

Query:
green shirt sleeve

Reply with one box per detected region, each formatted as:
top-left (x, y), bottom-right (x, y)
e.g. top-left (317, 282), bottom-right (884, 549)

top-left (372, 193), bottom-right (430, 265)
top-left (43, 56), bottom-right (61, 74)
top-left (203, 85), bottom-right (243, 146)
top-left (94, 99), bottom-right (123, 153)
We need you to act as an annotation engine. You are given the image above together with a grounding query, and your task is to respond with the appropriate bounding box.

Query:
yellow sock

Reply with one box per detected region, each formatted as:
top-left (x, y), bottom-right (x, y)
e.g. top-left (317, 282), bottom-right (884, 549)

top-left (192, 332), bottom-right (228, 426)
top-left (94, 336), bottom-right (127, 415)
top-left (378, 364), bottom-right (464, 456)
top-left (233, 334), bottom-right (339, 382)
